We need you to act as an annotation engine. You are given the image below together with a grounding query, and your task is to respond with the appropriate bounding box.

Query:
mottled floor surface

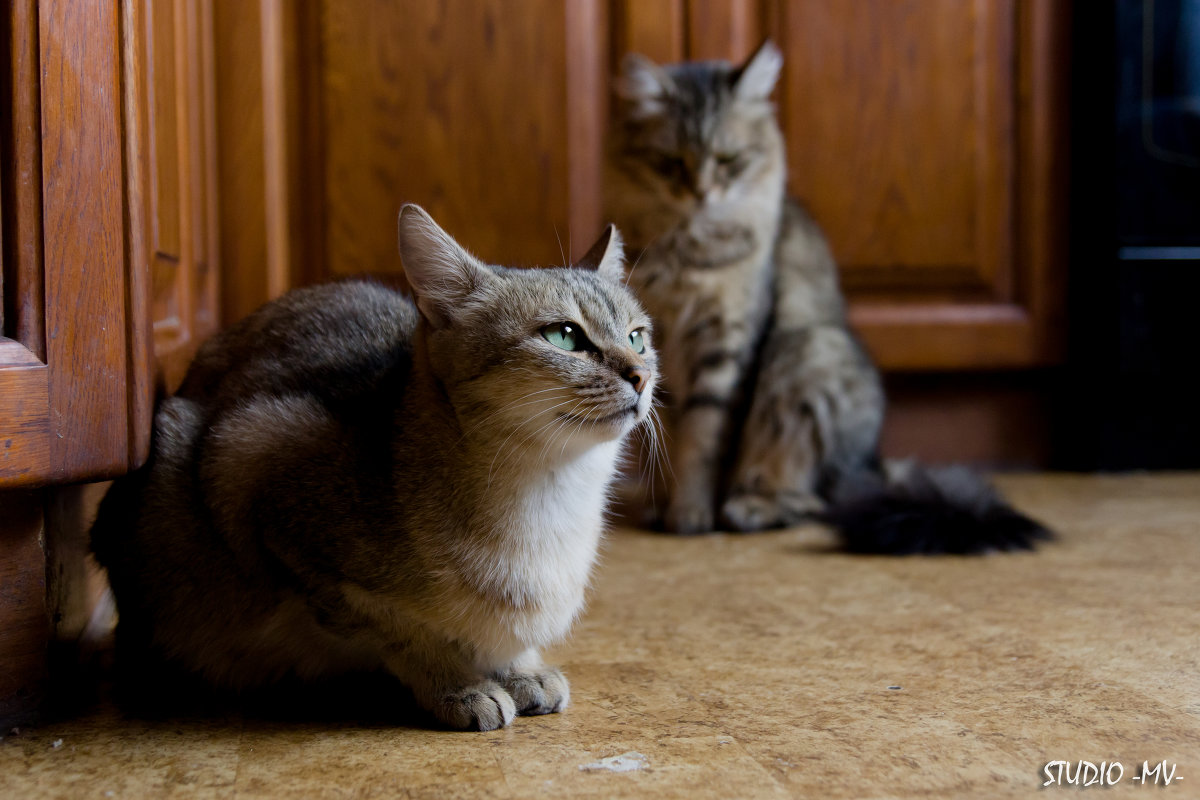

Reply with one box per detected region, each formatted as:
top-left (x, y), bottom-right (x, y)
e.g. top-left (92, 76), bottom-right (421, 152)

top-left (3, 474), bottom-right (1198, 799)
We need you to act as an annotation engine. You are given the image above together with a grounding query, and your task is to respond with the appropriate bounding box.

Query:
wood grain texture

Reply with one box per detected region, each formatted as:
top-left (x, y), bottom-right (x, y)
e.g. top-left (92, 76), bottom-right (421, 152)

top-left (686, 0), bottom-right (761, 62)
top-left (139, 0), bottom-right (222, 393)
top-left (214, 1), bottom-right (271, 324)
top-left (774, 0), bottom-right (1013, 285)
top-left (39, 0), bottom-right (130, 481)
top-left (119, 0), bottom-right (155, 469)
top-left (767, 0), bottom-right (1067, 370)
top-left (320, 0), bottom-right (602, 274)
top-left (0, 491), bottom-right (47, 727)
top-left (260, 0), bottom-right (294, 305)
top-left (1, 0), bottom-right (45, 361)
top-left (566, 0), bottom-right (607, 254)
top-left (1014, 0), bottom-right (1069, 363)
top-left (0, 361), bottom-right (49, 483)
top-left (881, 372), bottom-right (1052, 467)
top-left (281, 0), bottom-right (328, 291)
top-left (614, 0), bottom-right (686, 64)
top-left (2, 0), bottom-right (52, 486)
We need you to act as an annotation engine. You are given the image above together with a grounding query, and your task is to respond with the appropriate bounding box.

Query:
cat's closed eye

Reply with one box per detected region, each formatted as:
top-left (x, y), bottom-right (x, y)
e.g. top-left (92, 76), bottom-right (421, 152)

top-left (714, 151), bottom-right (749, 177)
top-left (644, 150), bottom-right (688, 180)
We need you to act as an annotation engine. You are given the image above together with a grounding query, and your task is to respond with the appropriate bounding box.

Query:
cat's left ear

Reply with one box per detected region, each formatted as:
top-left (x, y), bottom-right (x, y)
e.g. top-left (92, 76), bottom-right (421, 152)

top-left (398, 204), bottom-right (494, 329)
top-left (733, 39), bottom-right (783, 101)
top-left (574, 224), bottom-right (626, 283)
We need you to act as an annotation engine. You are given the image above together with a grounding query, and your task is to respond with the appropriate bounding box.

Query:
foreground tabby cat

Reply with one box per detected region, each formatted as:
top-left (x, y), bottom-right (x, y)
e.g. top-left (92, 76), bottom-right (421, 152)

top-left (91, 205), bottom-right (656, 730)
top-left (606, 41), bottom-right (1049, 552)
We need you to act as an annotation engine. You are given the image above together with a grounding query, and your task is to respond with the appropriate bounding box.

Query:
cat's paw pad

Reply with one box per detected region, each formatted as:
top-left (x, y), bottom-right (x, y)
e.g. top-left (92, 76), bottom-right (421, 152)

top-left (501, 667), bottom-right (569, 716)
top-left (436, 681), bottom-right (516, 731)
top-left (665, 501), bottom-right (715, 535)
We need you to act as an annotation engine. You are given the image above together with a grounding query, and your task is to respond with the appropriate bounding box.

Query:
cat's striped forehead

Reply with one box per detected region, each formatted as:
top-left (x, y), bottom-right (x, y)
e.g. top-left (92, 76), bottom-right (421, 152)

top-left (661, 61), bottom-right (737, 144)
top-left (483, 265), bottom-right (648, 342)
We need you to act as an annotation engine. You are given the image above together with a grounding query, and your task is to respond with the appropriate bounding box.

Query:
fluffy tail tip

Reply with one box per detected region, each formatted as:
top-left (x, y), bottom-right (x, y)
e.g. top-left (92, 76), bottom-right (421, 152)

top-left (821, 463), bottom-right (1053, 555)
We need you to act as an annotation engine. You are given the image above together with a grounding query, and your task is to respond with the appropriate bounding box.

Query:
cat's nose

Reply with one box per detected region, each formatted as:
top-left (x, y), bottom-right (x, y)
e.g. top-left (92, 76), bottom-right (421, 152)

top-left (623, 366), bottom-right (651, 395)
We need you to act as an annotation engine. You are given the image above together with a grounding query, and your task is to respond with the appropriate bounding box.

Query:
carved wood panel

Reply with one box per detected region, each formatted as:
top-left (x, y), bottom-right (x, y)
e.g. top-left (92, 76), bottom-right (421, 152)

top-left (135, 0), bottom-right (221, 393)
top-left (1, 0), bottom-right (148, 488)
top-left (213, 0), bottom-right (1065, 374)
top-left (768, 0), bottom-right (1067, 369)
top-left (607, 0), bottom-right (1067, 371)
top-left (2, 0), bottom-right (222, 488)
top-left (315, 0), bottom-right (607, 279)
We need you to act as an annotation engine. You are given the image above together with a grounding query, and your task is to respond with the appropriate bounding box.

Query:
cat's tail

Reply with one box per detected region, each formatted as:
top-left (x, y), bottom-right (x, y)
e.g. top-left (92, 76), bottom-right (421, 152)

top-left (819, 460), bottom-right (1052, 555)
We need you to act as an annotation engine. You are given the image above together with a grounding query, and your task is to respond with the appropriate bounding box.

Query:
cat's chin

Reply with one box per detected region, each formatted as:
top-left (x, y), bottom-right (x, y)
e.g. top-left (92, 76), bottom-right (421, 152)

top-left (560, 407), bottom-right (641, 442)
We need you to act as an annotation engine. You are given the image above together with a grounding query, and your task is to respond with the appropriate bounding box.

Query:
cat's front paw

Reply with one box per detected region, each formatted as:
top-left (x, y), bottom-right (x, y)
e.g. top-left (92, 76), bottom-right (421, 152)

top-left (721, 494), bottom-right (781, 532)
top-left (434, 680), bottom-right (516, 731)
top-left (664, 500), bottom-right (715, 535)
top-left (722, 491), bottom-right (824, 531)
top-left (500, 666), bottom-right (569, 716)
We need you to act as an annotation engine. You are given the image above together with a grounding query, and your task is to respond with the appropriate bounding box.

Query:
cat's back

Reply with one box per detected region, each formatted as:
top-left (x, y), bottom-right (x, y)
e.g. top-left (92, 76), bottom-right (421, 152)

top-left (772, 199), bottom-right (848, 327)
top-left (177, 280), bottom-right (419, 410)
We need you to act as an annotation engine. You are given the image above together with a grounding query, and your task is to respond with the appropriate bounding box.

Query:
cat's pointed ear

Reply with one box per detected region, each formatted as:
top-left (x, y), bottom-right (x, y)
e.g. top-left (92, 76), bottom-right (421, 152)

top-left (616, 53), bottom-right (674, 117)
top-left (733, 40), bottom-right (783, 101)
top-left (397, 204), bottom-right (492, 329)
top-left (574, 224), bottom-right (626, 282)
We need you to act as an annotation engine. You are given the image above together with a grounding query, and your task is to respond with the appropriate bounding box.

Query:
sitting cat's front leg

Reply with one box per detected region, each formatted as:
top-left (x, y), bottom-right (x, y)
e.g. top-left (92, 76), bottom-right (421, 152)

top-left (664, 340), bottom-right (752, 534)
top-left (382, 641), bottom-right (517, 731)
top-left (492, 649), bottom-right (569, 716)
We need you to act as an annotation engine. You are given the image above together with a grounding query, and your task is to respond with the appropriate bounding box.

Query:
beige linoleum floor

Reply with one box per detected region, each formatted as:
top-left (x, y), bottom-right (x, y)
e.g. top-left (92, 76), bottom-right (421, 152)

top-left (3, 474), bottom-right (1199, 799)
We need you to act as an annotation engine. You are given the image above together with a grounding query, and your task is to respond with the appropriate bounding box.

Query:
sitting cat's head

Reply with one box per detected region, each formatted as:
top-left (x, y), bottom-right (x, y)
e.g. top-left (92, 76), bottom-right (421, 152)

top-left (397, 204), bottom-right (656, 459)
top-left (606, 40), bottom-right (787, 247)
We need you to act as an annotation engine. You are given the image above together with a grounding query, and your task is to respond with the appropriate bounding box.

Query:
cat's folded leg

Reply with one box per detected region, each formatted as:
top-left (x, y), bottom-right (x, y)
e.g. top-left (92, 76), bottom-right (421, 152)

top-left (723, 410), bottom-right (825, 531)
top-left (721, 332), bottom-right (825, 532)
top-left (381, 642), bottom-right (516, 731)
top-left (493, 649), bottom-right (569, 716)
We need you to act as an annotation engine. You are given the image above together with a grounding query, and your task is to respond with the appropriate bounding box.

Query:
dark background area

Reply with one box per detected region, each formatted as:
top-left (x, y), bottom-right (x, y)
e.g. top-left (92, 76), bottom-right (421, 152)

top-left (1062, 0), bottom-right (1200, 469)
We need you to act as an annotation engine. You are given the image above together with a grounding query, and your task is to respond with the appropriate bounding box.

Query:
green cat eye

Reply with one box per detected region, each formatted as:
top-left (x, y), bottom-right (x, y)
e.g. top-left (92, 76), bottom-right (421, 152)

top-left (629, 329), bottom-right (646, 354)
top-left (543, 322), bottom-right (589, 351)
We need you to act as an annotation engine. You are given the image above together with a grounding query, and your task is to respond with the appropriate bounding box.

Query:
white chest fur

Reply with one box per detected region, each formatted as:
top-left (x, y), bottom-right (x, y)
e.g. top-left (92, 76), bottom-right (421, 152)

top-left (457, 440), bottom-right (622, 665)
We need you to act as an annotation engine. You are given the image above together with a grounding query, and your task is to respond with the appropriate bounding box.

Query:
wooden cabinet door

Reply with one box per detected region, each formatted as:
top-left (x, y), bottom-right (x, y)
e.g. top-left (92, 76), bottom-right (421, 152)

top-left (770, 0), bottom-right (1068, 370)
top-left (276, 0), bottom-right (609, 287)
top-left (130, 0), bottom-right (222, 393)
top-left (265, 1), bottom-right (1066, 374)
top-left (2, 0), bottom-right (151, 489)
top-left (2, 0), bottom-right (218, 490)
top-left (612, 0), bottom-right (1068, 372)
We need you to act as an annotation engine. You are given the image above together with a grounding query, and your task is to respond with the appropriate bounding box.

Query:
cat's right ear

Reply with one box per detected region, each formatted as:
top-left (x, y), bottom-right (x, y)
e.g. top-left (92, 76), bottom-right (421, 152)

top-left (733, 39), bottom-right (783, 101)
top-left (574, 224), bottom-right (626, 282)
top-left (616, 53), bottom-right (674, 118)
top-left (397, 204), bottom-right (492, 329)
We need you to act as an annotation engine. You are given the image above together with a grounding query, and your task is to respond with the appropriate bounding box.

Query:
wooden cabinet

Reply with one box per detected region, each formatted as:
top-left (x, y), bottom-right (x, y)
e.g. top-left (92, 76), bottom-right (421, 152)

top-left (1, 0), bottom-right (219, 724)
top-left (257, 0), bottom-right (1067, 372)
top-left (1, 0), bottom-right (219, 490)
top-left (773, 1), bottom-right (1068, 371)
top-left (2, 0), bottom-right (149, 489)
top-left (1, 0), bottom-right (1073, 489)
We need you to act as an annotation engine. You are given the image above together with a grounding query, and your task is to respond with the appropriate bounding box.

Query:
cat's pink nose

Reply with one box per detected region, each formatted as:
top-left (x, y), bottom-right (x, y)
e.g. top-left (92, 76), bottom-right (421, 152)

top-left (624, 366), bottom-right (650, 395)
